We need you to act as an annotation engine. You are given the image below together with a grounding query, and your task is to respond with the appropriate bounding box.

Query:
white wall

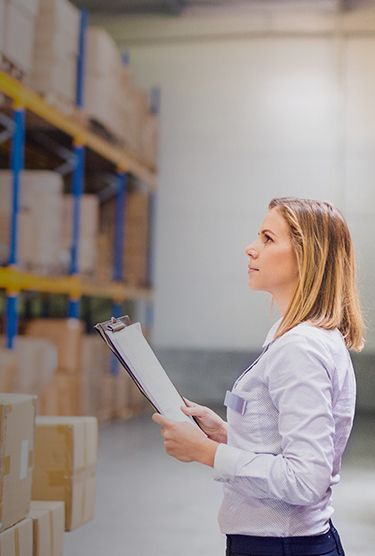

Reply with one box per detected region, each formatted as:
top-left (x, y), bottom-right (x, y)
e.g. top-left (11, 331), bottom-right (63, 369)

top-left (95, 9), bottom-right (375, 351)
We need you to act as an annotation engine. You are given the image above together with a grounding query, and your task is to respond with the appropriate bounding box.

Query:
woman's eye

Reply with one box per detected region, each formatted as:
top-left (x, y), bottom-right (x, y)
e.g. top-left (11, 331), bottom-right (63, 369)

top-left (264, 234), bottom-right (273, 243)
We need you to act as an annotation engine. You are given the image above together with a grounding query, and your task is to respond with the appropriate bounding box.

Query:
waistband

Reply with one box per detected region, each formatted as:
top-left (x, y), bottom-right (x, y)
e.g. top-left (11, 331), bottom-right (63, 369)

top-left (226, 522), bottom-right (344, 556)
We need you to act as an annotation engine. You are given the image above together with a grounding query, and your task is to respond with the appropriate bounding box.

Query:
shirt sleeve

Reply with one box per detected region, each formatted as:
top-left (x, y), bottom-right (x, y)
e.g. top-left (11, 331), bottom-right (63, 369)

top-left (213, 332), bottom-right (336, 506)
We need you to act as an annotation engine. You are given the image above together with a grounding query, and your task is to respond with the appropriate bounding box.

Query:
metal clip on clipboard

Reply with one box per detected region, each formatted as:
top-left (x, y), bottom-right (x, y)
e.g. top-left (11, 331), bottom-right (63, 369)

top-left (107, 317), bottom-right (126, 332)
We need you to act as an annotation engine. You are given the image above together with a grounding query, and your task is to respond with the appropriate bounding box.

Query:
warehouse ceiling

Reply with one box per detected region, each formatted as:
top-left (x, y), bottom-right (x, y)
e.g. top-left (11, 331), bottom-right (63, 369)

top-left (69, 0), bottom-right (374, 16)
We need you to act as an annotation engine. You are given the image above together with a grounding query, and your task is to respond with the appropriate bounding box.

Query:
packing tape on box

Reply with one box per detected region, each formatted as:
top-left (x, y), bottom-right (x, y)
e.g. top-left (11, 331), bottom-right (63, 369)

top-left (14, 526), bottom-right (20, 556)
top-left (49, 508), bottom-right (54, 556)
top-left (0, 404), bottom-right (10, 526)
top-left (71, 465), bottom-right (96, 482)
top-left (47, 471), bottom-right (69, 488)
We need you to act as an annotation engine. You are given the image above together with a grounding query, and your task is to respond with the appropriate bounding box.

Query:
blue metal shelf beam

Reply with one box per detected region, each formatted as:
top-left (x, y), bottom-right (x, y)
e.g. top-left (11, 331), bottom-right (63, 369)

top-left (6, 105), bottom-right (25, 348)
top-left (113, 172), bottom-right (128, 282)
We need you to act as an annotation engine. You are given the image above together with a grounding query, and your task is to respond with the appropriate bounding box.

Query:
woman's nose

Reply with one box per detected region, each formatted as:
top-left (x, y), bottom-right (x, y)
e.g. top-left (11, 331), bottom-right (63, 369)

top-left (245, 242), bottom-right (258, 258)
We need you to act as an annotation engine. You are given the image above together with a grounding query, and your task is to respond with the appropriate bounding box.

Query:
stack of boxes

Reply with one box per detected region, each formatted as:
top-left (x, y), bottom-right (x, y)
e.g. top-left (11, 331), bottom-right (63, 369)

top-left (24, 318), bottom-right (86, 417)
top-left (61, 194), bottom-right (99, 275)
top-left (0, 170), bottom-right (64, 275)
top-left (0, 0), bottom-right (158, 168)
top-left (0, 393), bottom-right (98, 555)
top-left (30, 0), bottom-right (80, 116)
top-left (0, 0), bottom-right (39, 75)
top-left (84, 26), bottom-right (158, 167)
top-left (98, 188), bottom-right (150, 287)
top-left (0, 317), bottom-right (149, 423)
top-left (84, 27), bottom-right (125, 138)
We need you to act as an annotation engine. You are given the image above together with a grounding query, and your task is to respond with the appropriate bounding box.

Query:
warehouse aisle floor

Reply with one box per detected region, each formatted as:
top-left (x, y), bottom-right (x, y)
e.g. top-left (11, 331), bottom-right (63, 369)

top-left (63, 410), bottom-right (375, 556)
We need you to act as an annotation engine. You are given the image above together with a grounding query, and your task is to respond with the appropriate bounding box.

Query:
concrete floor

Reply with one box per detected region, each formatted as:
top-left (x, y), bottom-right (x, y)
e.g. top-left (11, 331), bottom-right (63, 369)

top-left (63, 410), bottom-right (375, 556)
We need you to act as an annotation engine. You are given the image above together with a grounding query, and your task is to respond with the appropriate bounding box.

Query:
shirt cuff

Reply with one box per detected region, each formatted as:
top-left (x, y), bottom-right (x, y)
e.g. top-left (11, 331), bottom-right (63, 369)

top-left (213, 442), bottom-right (243, 483)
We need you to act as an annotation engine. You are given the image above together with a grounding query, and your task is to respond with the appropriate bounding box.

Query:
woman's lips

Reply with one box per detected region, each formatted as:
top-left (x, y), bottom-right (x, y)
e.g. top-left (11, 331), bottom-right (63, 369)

top-left (248, 266), bottom-right (259, 274)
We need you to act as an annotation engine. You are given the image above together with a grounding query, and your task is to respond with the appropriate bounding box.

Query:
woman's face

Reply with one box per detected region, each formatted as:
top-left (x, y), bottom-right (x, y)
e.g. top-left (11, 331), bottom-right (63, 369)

top-left (245, 207), bottom-right (299, 315)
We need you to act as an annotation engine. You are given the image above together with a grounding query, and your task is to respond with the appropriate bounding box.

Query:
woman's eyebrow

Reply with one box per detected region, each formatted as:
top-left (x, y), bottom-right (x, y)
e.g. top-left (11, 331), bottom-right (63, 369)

top-left (259, 229), bottom-right (277, 237)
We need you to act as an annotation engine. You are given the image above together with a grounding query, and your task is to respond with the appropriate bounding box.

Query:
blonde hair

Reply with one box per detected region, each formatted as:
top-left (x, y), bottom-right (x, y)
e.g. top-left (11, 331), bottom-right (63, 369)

top-left (269, 197), bottom-right (364, 352)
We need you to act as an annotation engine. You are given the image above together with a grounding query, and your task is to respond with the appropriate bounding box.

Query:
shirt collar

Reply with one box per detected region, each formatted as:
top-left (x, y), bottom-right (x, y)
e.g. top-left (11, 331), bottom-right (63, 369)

top-left (262, 318), bottom-right (283, 347)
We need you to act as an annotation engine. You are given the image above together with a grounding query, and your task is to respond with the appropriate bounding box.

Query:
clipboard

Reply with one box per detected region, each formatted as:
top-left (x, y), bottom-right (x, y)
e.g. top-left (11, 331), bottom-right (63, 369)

top-left (94, 316), bottom-right (198, 426)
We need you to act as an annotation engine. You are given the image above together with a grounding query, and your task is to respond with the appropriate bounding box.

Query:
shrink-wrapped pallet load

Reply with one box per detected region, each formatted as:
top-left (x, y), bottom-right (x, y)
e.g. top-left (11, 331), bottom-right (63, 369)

top-left (0, 0), bottom-right (5, 55)
top-left (124, 189), bottom-right (150, 287)
top-left (99, 189), bottom-right (150, 287)
top-left (0, 393), bottom-right (37, 533)
top-left (1, 0), bottom-right (39, 75)
top-left (61, 194), bottom-right (99, 274)
top-left (84, 27), bottom-right (124, 138)
top-left (30, 0), bottom-right (80, 115)
top-left (32, 416), bottom-right (98, 531)
top-left (0, 170), bottom-right (64, 274)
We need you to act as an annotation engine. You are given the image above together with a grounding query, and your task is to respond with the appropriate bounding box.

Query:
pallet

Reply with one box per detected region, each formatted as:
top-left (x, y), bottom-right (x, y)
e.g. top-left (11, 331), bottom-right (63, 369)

top-left (0, 54), bottom-right (26, 84)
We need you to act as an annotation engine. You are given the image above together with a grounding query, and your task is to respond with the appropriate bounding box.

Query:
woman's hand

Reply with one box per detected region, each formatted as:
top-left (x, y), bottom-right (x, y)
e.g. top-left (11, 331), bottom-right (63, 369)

top-left (152, 413), bottom-right (218, 467)
top-left (181, 399), bottom-right (228, 444)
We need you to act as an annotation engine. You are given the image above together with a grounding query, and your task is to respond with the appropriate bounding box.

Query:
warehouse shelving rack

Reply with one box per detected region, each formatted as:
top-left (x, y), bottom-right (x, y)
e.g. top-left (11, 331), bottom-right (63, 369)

top-left (0, 14), bottom-right (157, 351)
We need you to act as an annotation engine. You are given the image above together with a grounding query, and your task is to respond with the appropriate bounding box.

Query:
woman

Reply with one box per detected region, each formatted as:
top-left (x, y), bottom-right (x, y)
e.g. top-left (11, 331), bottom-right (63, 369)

top-left (153, 197), bottom-right (363, 556)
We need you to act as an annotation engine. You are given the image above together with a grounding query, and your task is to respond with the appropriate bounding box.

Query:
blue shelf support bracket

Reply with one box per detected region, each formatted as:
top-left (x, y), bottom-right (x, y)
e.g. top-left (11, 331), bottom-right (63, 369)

top-left (6, 104), bottom-right (25, 349)
top-left (9, 105), bottom-right (25, 267)
top-left (68, 140), bottom-right (85, 319)
top-left (6, 293), bottom-right (19, 349)
top-left (113, 171), bottom-right (127, 282)
top-left (76, 8), bottom-right (89, 109)
top-left (147, 191), bottom-right (157, 288)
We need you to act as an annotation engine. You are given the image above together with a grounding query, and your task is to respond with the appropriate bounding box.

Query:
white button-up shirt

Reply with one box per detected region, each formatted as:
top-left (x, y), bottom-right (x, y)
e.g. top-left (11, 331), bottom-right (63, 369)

top-left (213, 320), bottom-right (356, 537)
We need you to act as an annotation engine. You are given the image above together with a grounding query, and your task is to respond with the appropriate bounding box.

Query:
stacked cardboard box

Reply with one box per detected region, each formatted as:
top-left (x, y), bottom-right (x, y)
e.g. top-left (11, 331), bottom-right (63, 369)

top-left (61, 194), bottom-right (99, 275)
top-left (98, 189), bottom-right (150, 287)
top-left (80, 334), bottom-right (149, 424)
top-left (12, 337), bottom-right (58, 397)
top-left (83, 26), bottom-right (158, 167)
top-left (84, 27), bottom-right (124, 139)
top-left (0, 393), bottom-right (36, 553)
top-left (0, 336), bottom-right (58, 397)
top-left (24, 318), bottom-right (86, 416)
top-left (30, 0), bottom-right (80, 115)
top-left (0, 0), bottom-right (39, 75)
top-left (0, 517), bottom-right (33, 555)
top-left (0, 346), bottom-right (17, 391)
top-left (124, 189), bottom-right (150, 287)
top-left (32, 416), bottom-right (98, 531)
top-left (0, 170), bottom-right (64, 274)
top-left (27, 501), bottom-right (64, 556)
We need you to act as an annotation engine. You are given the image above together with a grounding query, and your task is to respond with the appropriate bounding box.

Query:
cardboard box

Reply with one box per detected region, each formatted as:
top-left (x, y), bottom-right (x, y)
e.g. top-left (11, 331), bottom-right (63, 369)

top-left (37, 373), bottom-right (88, 417)
top-left (0, 171), bottom-right (63, 274)
top-left (25, 318), bottom-right (85, 374)
top-left (12, 0), bottom-right (39, 17)
top-left (60, 194), bottom-right (99, 274)
top-left (38, 0), bottom-right (80, 46)
top-left (0, 0), bottom-right (5, 53)
top-left (0, 517), bottom-right (33, 556)
top-left (32, 416), bottom-right (98, 531)
top-left (0, 346), bottom-right (17, 392)
top-left (27, 501), bottom-right (64, 556)
top-left (11, 336), bottom-right (58, 396)
top-left (0, 393), bottom-right (37, 533)
top-left (3, 1), bottom-right (36, 74)
top-left (85, 27), bottom-right (120, 77)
